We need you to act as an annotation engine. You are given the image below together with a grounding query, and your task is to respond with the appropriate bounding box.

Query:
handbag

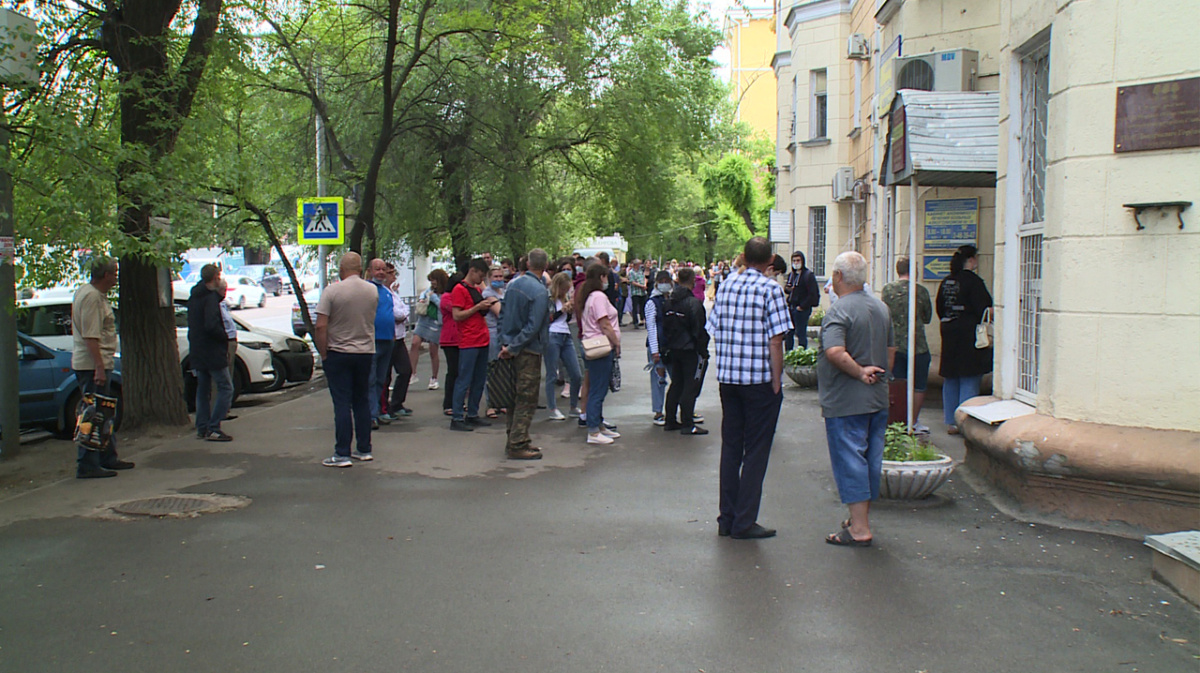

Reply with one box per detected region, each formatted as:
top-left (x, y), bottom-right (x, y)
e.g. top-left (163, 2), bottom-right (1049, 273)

top-left (975, 307), bottom-right (993, 349)
top-left (486, 358), bottom-right (517, 411)
top-left (581, 335), bottom-right (612, 360)
top-left (74, 391), bottom-right (118, 451)
top-left (609, 358), bottom-right (622, 393)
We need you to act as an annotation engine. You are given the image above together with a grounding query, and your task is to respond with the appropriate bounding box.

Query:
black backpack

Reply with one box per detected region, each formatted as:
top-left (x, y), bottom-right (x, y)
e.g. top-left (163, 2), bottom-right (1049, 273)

top-left (661, 293), bottom-right (693, 356)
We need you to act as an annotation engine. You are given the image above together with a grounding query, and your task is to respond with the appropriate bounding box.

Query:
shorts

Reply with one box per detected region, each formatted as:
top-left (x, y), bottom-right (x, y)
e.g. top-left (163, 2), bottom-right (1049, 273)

top-left (413, 319), bottom-right (440, 343)
top-left (891, 351), bottom-right (931, 392)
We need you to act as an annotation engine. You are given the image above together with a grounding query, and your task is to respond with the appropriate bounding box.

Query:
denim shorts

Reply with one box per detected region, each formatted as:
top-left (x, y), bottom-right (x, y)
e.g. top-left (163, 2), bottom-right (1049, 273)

top-left (824, 409), bottom-right (888, 504)
top-left (891, 351), bottom-right (931, 392)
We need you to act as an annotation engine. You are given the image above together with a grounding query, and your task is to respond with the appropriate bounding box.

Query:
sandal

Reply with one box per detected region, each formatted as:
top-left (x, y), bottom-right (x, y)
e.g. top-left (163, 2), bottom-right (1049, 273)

top-left (443, 409), bottom-right (453, 416)
top-left (840, 518), bottom-right (852, 530)
top-left (486, 409), bottom-right (499, 419)
top-left (825, 528), bottom-right (872, 547)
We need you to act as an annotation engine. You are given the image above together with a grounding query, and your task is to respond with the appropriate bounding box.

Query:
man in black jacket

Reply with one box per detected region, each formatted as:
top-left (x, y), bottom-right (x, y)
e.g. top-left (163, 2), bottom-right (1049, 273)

top-left (661, 267), bottom-right (710, 435)
top-left (188, 264), bottom-right (234, 442)
top-left (784, 251), bottom-right (821, 351)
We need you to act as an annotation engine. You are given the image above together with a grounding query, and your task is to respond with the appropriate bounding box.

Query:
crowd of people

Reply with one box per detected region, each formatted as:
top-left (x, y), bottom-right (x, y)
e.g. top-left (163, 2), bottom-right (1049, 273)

top-left (69, 238), bottom-right (992, 548)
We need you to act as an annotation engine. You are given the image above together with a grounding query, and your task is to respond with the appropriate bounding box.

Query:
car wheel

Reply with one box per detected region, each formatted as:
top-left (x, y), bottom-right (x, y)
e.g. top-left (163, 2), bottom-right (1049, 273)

top-left (182, 365), bottom-right (198, 413)
top-left (262, 354), bottom-right (287, 392)
top-left (237, 295), bottom-right (246, 310)
top-left (232, 361), bottom-right (248, 404)
top-left (258, 294), bottom-right (267, 308)
top-left (56, 389), bottom-right (82, 439)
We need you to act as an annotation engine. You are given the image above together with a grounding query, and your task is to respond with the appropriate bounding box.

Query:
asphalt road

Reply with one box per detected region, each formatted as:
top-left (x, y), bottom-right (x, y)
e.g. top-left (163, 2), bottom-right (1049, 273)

top-left (0, 331), bottom-right (1195, 673)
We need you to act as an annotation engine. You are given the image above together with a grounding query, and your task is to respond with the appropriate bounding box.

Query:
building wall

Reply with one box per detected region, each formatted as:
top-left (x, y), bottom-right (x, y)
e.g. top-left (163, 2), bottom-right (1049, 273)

top-left (994, 0), bottom-right (1200, 432)
top-left (727, 11), bottom-right (779, 142)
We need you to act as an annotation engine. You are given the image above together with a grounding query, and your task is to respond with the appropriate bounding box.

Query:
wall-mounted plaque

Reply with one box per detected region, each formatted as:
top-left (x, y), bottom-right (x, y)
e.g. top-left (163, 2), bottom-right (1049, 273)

top-left (1114, 77), bottom-right (1200, 153)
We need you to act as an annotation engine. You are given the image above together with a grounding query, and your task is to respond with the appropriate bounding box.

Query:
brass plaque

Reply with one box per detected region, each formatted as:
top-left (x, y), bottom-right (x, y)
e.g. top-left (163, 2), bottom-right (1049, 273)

top-left (1114, 77), bottom-right (1200, 153)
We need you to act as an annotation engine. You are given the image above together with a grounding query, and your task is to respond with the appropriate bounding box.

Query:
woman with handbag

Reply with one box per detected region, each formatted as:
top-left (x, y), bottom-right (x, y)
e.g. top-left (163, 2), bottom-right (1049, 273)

top-left (409, 269), bottom-right (447, 391)
top-left (935, 245), bottom-right (993, 434)
top-left (577, 263), bottom-right (622, 445)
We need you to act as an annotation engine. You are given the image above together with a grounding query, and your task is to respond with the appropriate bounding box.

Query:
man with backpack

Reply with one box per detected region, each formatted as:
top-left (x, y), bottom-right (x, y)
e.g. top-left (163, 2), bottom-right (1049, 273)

top-left (660, 267), bottom-right (709, 436)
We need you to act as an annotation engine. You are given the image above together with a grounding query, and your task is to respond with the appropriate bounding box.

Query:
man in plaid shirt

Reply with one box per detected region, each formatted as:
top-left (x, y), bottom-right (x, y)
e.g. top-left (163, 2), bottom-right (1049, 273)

top-left (705, 237), bottom-right (791, 539)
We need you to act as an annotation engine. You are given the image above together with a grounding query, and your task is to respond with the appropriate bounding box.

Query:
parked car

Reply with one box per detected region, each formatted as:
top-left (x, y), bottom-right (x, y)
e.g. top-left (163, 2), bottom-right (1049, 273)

top-left (222, 274), bottom-right (267, 310)
top-left (291, 287), bottom-right (322, 338)
top-left (239, 265), bottom-right (284, 296)
top-left (10, 332), bottom-right (123, 438)
top-left (15, 297), bottom-right (275, 412)
top-left (229, 313), bottom-right (314, 392)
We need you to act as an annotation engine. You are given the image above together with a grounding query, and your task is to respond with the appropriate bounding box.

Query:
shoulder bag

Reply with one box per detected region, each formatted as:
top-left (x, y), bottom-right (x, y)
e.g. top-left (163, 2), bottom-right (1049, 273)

top-left (975, 307), bottom-right (993, 349)
top-left (582, 335), bottom-right (612, 360)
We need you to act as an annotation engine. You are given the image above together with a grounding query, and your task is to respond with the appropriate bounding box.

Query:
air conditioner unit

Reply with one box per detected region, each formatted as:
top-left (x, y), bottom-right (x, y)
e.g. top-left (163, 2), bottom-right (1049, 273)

top-left (847, 33), bottom-right (869, 60)
top-left (832, 167), bottom-right (855, 202)
top-left (893, 48), bottom-right (978, 93)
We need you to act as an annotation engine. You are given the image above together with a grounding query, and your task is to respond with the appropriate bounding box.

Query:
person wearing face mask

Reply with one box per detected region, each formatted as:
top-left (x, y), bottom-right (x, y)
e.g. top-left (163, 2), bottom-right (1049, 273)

top-left (936, 245), bottom-right (993, 434)
top-left (784, 251), bottom-right (821, 351)
top-left (644, 270), bottom-right (674, 426)
top-left (482, 266), bottom-right (508, 419)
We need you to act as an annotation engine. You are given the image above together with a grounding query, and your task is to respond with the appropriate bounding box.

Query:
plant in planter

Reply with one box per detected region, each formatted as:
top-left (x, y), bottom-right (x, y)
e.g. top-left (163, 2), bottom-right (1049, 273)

top-left (880, 423), bottom-right (955, 499)
top-left (784, 347), bottom-right (819, 388)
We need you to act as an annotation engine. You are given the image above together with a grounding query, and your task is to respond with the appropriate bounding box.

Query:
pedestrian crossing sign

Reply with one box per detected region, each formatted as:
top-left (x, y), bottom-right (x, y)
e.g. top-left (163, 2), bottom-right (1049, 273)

top-left (297, 197), bottom-right (345, 245)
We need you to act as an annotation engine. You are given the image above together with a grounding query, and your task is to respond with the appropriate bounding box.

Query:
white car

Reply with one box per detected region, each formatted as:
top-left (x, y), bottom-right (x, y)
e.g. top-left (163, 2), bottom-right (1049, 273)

top-left (15, 297), bottom-right (275, 409)
top-left (222, 275), bottom-right (267, 310)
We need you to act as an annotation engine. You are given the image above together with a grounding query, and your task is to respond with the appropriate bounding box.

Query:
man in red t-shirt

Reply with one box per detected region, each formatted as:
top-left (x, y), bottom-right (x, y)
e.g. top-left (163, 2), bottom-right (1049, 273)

top-left (449, 258), bottom-right (499, 431)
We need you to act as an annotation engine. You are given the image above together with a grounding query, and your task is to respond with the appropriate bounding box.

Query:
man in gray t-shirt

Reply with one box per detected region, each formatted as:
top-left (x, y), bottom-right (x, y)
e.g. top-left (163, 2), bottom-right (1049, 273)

top-left (817, 252), bottom-right (895, 549)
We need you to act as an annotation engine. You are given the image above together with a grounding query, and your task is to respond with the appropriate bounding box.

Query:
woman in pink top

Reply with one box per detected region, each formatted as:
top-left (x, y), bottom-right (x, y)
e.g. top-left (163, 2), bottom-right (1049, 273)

top-left (576, 263), bottom-right (621, 445)
top-left (439, 274), bottom-right (462, 415)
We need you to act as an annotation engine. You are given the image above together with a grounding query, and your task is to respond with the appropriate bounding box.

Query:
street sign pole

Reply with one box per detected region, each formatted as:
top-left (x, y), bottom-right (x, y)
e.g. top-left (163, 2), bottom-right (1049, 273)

top-left (0, 113), bottom-right (18, 457)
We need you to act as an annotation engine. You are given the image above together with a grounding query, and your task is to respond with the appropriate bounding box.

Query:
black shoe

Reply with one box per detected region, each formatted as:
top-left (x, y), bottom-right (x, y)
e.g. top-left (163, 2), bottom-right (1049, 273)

top-left (663, 421), bottom-right (683, 431)
top-left (196, 430), bottom-right (206, 439)
top-left (730, 523), bottom-right (776, 540)
top-left (465, 417), bottom-right (492, 427)
top-left (682, 426), bottom-right (709, 436)
top-left (77, 466), bottom-right (117, 479)
top-left (101, 459), bottom-right (135, 470)
top-left (205, 430), bottom-right (233, 442)
top-left (450, 420), bottom-right (474, 432)
top-left (371, 419), bottom-right (379, 431)
top-left (718, 525), bottom-right (731, 537)
top-left (603, 421), bottom-right (618, 431)
top-left (578, 418), bottom-right (588, 427)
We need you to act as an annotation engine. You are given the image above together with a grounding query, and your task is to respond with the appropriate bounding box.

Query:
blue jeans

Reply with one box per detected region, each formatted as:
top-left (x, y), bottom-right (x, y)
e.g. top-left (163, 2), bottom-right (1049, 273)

top-left (545, 332), bottom-right (581, 412)
top-left (369, 339), bottom-right (395, 419)
top-left (786, 308), bottom-right (812, 351)
top-left (824, 410), bottom-right (888, 504)
top-left (73, 369), bottom-right (119, 469)
top-left (647, 345), bottom-right (668, 415)
top-left (452, 346), bottom-right (488, 421)
top-left (324, 351), bottom-right (373, 457)
top-left (942, 375), bottom-right (982, 427)
top-left (195, 366), bottom-right (233, 435)
top-left (583, 353), bottom-right (614, 432)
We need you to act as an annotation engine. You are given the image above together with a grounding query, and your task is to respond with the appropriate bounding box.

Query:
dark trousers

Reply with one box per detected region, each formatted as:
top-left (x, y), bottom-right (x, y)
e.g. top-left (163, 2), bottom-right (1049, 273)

top-left (718, 382), bottom-right (784, 535)
top-left (786, 307), bottom-right (812, 351)
top-left (323, 351), bottom-right (373, 457)
top-left (631, 295), bottom-right (646, 327)
top-left (664, 350), bottom-right (702, 428)
top-left (387, 337), bottom-right (412, 412)
top-left (73, 370), bottom-right (120, 469)
top-left (441, 345), bottom-right (459, 412)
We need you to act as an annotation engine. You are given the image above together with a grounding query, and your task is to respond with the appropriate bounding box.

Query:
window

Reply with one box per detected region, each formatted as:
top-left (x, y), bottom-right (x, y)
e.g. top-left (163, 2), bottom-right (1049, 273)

top-left (790, 75), bottom-right (798, 140)
top-left (809, 207), bottom-right (827, 276)
top-left (811, 69), bottom-right (828, 139)
top-left (1016, 39), bottom-right (1050, 402)
top-left (852, 61), bottom-right (862, 131)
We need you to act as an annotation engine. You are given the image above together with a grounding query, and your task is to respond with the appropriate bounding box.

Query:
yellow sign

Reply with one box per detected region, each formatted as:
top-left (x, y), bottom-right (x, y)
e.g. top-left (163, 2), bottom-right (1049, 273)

top-left (297, 197), bottom-right (344, 245)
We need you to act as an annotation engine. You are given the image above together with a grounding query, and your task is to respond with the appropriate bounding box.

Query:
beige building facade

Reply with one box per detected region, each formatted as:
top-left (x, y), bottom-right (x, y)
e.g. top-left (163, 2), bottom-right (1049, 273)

top-left (774, 0), bottom-right (1200, 532)
top-left (725, 6), bottom-right (779, 141)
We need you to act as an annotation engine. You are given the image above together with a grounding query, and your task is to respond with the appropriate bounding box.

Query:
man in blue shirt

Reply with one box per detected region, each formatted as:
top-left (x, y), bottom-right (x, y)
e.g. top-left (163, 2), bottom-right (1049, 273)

top-left (498, 248), bottom-right (551, 460)
top-left (367, 258), bottom-right (396, 430)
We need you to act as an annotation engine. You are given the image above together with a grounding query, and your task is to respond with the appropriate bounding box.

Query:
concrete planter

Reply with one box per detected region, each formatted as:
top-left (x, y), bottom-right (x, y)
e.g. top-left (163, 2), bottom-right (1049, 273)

top-left (786, 364), bottom-right (818, 388)
top-left (880, 454), bottom-right (955, 499)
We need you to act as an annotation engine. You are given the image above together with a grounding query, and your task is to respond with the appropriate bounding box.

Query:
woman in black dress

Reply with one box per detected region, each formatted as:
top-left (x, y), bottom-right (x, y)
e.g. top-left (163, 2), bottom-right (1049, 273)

top-left (936, 245), bottom-right (992, 433)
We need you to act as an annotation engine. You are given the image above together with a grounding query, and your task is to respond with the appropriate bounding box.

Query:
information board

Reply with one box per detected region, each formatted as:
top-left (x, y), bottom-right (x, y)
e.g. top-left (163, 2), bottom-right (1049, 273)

top-left (297, 197), bottom-right (344, 245)
top-left (1114, 77), bottom-right (1200, 153)
top-left (922, 254), bottom-right (953, 281)
top-left (877, 36), bottom-right (901, 118)
top-left (924, 198), bottom-right (978, 249)
top-left (769, 210), bottom-right (791, 244)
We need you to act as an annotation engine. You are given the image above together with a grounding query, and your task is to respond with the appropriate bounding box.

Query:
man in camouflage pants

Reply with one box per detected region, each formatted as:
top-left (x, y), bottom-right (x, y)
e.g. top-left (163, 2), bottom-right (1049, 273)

top-left (498, 248), bottom-right (551, 460)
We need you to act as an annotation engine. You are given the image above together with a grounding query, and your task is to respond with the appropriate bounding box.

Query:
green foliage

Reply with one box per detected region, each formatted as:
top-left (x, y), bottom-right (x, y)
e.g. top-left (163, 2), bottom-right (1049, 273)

top-left (884, 423), bottom-right (942, 462)
top-left (784, 347), bottom-right (818, 367)
top-left (809, 307), bottom-right (825, 326)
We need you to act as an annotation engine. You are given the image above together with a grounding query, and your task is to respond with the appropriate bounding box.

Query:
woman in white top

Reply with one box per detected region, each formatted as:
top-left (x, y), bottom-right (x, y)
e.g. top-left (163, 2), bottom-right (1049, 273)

top-left (544, 272), bottom-right (582, 420)
top-left (409, 269), bottom-right (447, 390)
top-left (576, 263), bottom-right (621, 445)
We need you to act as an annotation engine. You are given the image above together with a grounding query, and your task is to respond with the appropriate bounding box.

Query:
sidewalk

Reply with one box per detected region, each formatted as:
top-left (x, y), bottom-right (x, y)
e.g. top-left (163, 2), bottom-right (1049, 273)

top-left (0, 338), bottom-right (1195, 672)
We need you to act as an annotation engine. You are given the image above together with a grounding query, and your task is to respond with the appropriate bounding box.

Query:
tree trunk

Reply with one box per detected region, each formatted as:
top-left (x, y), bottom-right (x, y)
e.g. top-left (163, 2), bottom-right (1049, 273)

top-left (117, 253), bottom-right (189, 428)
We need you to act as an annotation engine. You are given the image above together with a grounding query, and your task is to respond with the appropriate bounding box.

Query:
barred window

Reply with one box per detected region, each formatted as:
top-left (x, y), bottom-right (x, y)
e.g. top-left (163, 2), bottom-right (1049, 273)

top-left (809, 207), bottom-right (827, 276)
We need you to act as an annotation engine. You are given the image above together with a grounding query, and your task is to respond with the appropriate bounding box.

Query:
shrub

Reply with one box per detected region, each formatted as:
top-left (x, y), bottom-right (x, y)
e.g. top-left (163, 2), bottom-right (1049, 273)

top-left (808, 307), bottom-right (825, 326)
top-left (883, 423), bottom-right (941, 462)
top-left (784, 347), bottom-right (818, 367)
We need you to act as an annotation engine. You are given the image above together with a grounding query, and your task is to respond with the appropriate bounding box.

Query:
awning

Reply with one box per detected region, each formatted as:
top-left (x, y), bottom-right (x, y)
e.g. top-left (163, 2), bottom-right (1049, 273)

top-left (881, 90), bottom-right (999, 188)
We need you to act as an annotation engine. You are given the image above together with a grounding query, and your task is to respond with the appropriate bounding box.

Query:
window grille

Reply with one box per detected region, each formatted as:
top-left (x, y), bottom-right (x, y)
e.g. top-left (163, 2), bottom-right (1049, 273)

top-left (810, 207), bottom-right (827, 276)
top-left (1021, 46), bottom-right (1049, 226)
top-left (1017, 233), bottom-right (1042, 399)
top-left (812, 70), bottom-right (828, 139)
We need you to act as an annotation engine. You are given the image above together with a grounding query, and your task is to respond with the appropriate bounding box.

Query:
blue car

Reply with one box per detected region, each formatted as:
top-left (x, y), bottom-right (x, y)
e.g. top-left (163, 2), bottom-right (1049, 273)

top-left (14, 332), bottom-right (123, 438)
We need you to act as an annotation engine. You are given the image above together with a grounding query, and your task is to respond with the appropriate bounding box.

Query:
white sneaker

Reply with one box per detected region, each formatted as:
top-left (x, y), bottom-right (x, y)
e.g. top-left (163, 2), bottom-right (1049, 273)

top-left (561, 388), bottom-right (570, 398)
top-left (600, 428), bottom-right (621, 439)
top-left (428, 379), bottom-right (439, 390)
top-left (410, 374), bottom-right (419, 385)
top-left (351, 451), bottom-right (373, 461)
top-left (322, 455), bottom-right (352, 468)
top-left (548, 409), bottom-right (566, 421)
top-left (652, 413), bottom-right (666, 426)
top-left (587, 432), bottom-right (613, 445)
top-left (569, 407), bottom-right (583, 417)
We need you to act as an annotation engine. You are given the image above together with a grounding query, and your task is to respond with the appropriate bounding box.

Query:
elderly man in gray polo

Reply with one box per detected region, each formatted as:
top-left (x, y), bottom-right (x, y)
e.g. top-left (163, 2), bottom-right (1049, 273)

top-left (817, 251), bottom-right (895, 547)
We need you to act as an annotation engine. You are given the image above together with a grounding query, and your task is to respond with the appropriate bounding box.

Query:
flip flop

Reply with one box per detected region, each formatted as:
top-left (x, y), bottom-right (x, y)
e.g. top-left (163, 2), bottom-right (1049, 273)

top-left (825, 528), bottom-right (872, 547)
top-left (486, 409), bottom-right (499, 419)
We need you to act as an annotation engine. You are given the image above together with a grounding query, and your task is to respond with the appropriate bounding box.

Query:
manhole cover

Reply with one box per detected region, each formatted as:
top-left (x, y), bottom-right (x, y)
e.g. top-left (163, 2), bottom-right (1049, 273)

top-left (111, 494), bottom-right (250, 518)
